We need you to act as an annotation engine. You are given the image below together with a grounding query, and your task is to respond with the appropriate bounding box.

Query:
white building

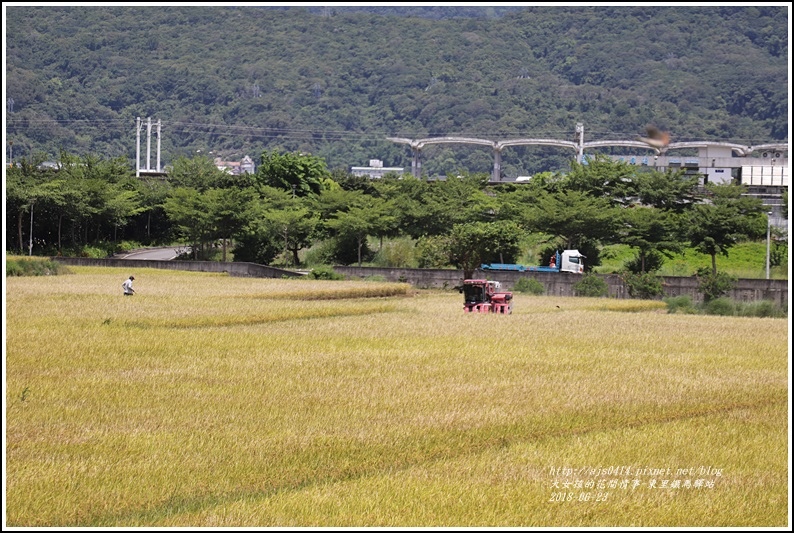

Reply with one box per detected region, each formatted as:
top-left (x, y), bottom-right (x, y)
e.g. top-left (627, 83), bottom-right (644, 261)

top-left (213, 155), bottom-right (256, 175)
top-left (606, 145), bottom-right (789, 217)
top-left (350, 159), bottom-right (404, 179)
top-left (740, 164), bottom-right (789, 187)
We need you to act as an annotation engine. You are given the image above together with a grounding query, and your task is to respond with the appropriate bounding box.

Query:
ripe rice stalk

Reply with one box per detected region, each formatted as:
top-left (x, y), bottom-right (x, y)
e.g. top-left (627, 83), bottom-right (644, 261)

top-left (5, 269), bottom-right (788, 527)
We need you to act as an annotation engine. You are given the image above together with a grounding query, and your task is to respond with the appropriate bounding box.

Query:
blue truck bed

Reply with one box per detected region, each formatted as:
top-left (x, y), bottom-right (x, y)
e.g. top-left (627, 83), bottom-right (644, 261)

top-left (480, 263), bottom-right (560, 272)
top-left (481, 263), bottom-right (526, 271)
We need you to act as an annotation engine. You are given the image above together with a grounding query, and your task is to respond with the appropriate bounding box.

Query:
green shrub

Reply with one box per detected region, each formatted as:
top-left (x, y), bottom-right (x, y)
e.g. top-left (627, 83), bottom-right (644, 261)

top-left (663, 295), bottom-right (698, 314)
top-left (696, 267), bottom-right (737, 302)
top-left (703, 297), bottom-right (735, 316)
top-left (664, 295), bottom-right (785, 318)
top-left (734, 300), bottom-right (786, 318)
top-left (115, 240), bottom-right (142, 254)
top-left (76, 240), bottom-right (136, 258)
top-left (371, 237), bottom-right (417, 268)
top-left (573, 273), bottom-right (608, 297)
top-left (234, 232), bottom-right (281, 265)
top-left (622, 271), bottom-right (664, 299)
top-left (6, 261), bottom-right (25, 276)
top-left (513, 277), bottom-right (545, 295)
top-left (623, 251), bottom-right (665, 274)
top-left (6, 257), bottom-right (72, 277)
top-left (769, 240), bottom-right (787, 268)
top-left (306, 266), bottom-right (345, 280)
top-left (416, 235), bottom-right (451, 269)
top-left (304, 236), bottom-right (372, 267)
top-left (80, 246), bottom-right (110, 259)
top-left (302, 240), bottom-right (336, 267)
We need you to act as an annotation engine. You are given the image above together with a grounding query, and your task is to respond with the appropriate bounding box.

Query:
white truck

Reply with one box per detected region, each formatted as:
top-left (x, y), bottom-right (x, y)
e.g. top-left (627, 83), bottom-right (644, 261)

top-left (480, 249), bottom-right (585, 274)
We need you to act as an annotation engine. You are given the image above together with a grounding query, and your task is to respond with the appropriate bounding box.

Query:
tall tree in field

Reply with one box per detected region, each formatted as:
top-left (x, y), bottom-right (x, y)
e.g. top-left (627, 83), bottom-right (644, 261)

top-left (6, 156), bottom-right (78, 255)
top-left (100, 184), bottom-right (145, 243)
top-left (634, 169), bottom-right (701, 213)
top-left (260, 187), bottom-right (319, 266)
top-left (326, 196), bottom-right (395, 267)
top-left (419, 173), bottom-right (497, 236)
top-left (312, 187), bottom-right (365, 225)
top-left (371, 175), bottom-right (431, 239)
top-left (687, 183), bottom-right (766, 274)
top-left (167, 154), bottom-right (228, 191)
top-left (446, 220), bottom-right (524, 279)
top-left (136, 177), bottom-right (172, 243)
top-left (527, 189), bottom-right (620, 248)
top-left (493, 177), bottom-right (548, 224)
top-left (234, 186), bottom-right (320, 266)
top-left (619, 206), bottom-right (683, 272)
top-left (6, 159), bottom-right (43, 254)
top-left (564, 154), bottom-right (638, 206)
top-left (162, 187), bottom-right (214, 259)
top-left (57, 153), bottom-right (143, 246)
top-left (205, 187), bottom-right (256, 262)
top-left (524, 189), bottom-right (622, 269)
top-left (268, 204), bottom-right (319, 266)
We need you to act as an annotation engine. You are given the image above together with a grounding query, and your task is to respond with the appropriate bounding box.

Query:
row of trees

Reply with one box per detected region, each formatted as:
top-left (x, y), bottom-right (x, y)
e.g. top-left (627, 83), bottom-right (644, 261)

top-left (6, 154), bottom-right (147, 256)
top-left (6, 150), bottom-right (779, 281)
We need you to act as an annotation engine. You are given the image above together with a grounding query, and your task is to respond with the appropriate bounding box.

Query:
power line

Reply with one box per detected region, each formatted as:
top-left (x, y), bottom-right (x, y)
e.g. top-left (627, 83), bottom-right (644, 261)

top-left (6, 117), bottom-right (780, 146)
top-left (1, 117), bottom-right (627, 139)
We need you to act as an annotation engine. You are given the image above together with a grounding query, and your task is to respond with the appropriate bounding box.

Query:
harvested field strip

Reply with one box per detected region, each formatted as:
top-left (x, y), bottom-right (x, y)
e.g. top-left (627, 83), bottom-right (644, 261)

top-left (581, 300), bottom-right (668, 313)
top-left (242, 284), bottom-right (413, 301)
top-left (121, 302), bottom-right (400, 329)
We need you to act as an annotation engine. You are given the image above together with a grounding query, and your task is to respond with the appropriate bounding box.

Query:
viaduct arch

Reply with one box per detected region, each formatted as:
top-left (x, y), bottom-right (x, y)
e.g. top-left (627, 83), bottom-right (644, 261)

top-left (389, 134), bottom-right (789, 181)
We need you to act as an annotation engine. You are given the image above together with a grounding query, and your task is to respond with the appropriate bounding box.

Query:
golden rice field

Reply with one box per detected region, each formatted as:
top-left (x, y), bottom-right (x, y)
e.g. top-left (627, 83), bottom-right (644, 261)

top-left (4, 266), bottom-right (790, 527)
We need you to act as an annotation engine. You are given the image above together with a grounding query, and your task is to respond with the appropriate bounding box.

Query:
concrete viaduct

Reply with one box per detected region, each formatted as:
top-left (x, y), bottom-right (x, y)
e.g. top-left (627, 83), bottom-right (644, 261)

top-left (388, 130), bottom-right (789, 181)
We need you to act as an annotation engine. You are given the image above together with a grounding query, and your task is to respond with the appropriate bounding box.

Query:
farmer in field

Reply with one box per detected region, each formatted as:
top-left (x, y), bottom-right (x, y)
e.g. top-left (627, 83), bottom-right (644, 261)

top-left (122, 275), bottom-right (135, 296)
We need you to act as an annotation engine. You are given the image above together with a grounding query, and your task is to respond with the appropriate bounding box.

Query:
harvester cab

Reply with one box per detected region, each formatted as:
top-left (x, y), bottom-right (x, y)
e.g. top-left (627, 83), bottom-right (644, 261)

top-left (461, 279), bottom-right (513, 314)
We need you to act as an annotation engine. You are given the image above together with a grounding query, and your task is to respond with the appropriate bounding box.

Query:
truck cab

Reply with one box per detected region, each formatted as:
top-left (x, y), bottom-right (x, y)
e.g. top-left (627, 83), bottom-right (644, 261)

top-left (558, 249), bottom-right (585, 274)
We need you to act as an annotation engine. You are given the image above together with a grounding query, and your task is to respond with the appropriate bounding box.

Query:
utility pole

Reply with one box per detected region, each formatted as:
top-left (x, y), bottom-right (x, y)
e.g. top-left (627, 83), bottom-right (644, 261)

top-left (136, 117), bottom-right (162, 175)
top-left (136, 117), bottom-right (141, 177)
top-left (156, 118), bottom-right (161, 172)
top-left (29, 201), bottom-right (34, 256)
top-left (146, 117), bottom-right (152, 171)
top-left (765, 211), bottom-right (773, 279)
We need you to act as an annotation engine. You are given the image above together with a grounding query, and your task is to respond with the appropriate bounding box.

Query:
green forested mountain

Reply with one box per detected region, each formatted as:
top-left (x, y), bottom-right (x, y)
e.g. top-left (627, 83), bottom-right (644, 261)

top-left (5, 5), bottom-right (789, 177)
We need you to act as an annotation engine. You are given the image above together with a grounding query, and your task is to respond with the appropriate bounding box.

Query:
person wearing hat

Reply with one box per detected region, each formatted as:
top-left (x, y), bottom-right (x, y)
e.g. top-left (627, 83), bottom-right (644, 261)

top-left (122, 275), bottom-right (136, 296)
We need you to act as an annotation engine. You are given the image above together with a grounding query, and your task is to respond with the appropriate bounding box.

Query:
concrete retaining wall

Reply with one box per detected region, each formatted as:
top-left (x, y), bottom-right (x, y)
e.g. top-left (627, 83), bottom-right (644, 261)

top-left (51, 257), bottom-right (787, 306)
top-left (333, 266), bottom-right (788, 307)
top-left (51, 257), bottom-right (303, 278)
